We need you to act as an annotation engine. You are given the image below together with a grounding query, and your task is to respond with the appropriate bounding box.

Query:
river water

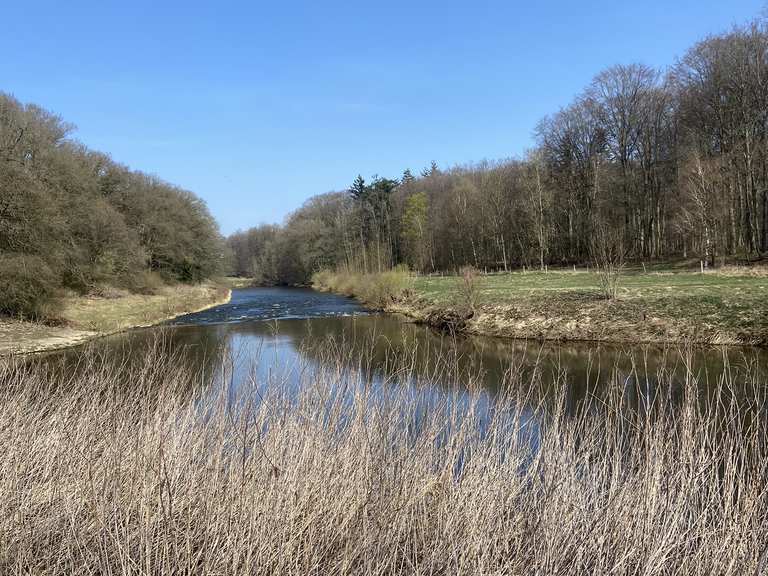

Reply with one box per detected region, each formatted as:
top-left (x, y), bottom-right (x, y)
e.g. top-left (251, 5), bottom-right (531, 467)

top-left (37, 287), bottom-right (768, 415)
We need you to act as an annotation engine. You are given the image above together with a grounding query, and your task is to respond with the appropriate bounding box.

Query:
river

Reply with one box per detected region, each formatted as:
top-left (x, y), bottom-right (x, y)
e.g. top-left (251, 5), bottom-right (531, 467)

top-left (36, 287), bottom-right (768, 417)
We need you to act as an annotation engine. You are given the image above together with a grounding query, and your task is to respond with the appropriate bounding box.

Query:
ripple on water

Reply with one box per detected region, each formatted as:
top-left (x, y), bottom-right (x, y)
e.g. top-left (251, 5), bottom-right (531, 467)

top-left (167, 287), bottom-right (368, 327)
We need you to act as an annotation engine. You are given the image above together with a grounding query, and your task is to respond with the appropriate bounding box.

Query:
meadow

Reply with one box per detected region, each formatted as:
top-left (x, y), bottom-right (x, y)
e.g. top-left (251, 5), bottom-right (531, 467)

top-left (314, 266), bottom-right (768, 346)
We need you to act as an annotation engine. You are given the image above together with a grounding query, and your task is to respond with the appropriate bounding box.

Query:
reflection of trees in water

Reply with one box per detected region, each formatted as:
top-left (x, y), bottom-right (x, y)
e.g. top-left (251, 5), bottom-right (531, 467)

top-left (279, 315), bottom-right (768, 418)
top-left (10, 315), bottom-right (767, 497)
top-left (25, 326), bottom-right (231, 404)
top-left (26, 316), bottom-right (768, 439)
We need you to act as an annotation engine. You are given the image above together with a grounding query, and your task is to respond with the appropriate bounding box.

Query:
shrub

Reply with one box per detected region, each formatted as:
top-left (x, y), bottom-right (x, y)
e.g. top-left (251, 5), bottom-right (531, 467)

top-left (122, 270), bottom-right (165, 295)
top-left (312, 266), bottom-right (412, 309)
top-left (590, 229), bottom-right (625, 299)
top-left (457, 265), bottom-right (481, 312)
top-left (359, 266), bottom-right (411, 309)
top-left (310, 269), bottom-right (334, 290)
top-left (0, 254), bottom-right (60, 319)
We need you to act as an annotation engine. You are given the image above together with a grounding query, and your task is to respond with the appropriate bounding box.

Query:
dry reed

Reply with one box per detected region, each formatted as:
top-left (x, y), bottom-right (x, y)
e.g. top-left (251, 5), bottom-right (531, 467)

top-left (0, 337), bottom-right (766, 575)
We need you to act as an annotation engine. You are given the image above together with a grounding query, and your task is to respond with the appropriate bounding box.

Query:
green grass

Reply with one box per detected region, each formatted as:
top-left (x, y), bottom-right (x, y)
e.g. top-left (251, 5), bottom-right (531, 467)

top-left (408, 269), bottom-right (768, 345)
top-left (415, 269), bottom-right (767, 303)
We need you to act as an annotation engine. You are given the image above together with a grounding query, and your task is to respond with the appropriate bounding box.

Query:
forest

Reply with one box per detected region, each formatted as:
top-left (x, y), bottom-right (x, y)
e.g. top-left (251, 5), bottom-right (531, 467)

top-left (229, 16), bottom-right (768, 285)
top-left (0, 93), bottom-right (224, 319)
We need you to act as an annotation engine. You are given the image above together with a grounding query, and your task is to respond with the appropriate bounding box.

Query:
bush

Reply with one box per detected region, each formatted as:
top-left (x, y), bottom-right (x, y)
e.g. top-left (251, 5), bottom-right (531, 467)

top-left (0, 254), bottom-right (60, 319)
top-left (311, 269), bottom-right (336, 291)
top-left (312, 266), bottom-right (412, 309)
top-left (359, 266), bottom-right (411, 309)
top-left (122, 270), bottom-right (165, 295)
top-left (457, 265), bottom-right (481, 312)
top-left (590, 229), bottom-right (625, 299)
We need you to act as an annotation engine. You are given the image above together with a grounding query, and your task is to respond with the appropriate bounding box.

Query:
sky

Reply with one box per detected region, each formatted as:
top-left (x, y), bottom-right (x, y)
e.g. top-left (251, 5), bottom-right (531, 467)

top-left (1, 0), bottom-right (764, 235)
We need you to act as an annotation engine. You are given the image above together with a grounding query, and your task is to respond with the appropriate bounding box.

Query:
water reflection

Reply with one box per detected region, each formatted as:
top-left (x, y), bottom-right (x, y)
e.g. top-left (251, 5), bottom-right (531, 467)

top-left (23, 287), bottom-right (766, 485)
top-left (35, 288), bottom-right (768, 422)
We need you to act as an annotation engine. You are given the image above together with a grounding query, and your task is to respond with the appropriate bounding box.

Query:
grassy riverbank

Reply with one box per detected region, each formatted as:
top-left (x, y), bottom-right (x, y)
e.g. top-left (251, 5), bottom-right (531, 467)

top-left (1, 339), bottom-right (765, 573)
top-left (0, 282), bottom-right (231, 355)
top-left (313, 267), bottom-right (768, 346)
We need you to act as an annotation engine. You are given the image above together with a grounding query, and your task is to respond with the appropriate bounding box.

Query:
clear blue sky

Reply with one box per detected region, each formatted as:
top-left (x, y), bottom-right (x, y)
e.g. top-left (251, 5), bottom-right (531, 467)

top-left (1, 0), bottom-right (764, 234)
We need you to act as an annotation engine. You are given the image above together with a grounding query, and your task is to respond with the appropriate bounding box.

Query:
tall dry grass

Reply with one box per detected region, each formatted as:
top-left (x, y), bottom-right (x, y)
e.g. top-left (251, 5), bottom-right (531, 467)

top-left (0, 338), bottom-right (766, 575)
top-left (312, 266), bottom-right (412, 309)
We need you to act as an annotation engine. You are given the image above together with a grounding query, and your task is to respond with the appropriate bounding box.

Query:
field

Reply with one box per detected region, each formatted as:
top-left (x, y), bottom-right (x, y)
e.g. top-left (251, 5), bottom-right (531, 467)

top-left (399, 267), bottom-right (768, 346)
top-left (312, 265), bottom-right (768, 346)
top-left (0, 282), bottom-right (231, 355)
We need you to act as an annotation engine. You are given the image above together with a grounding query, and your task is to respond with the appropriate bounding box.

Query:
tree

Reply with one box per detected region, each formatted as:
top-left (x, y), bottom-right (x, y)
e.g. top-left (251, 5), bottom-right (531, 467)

top-left (525, 150), bottom-right (551, 270)
top-left (0, 92), bottom-right (224, 318)
top-left (224, 12), bottom-right (768, 280)
top-left (348, 174), bottom-right (367, 200)
top-left (421, 161), bottom-right (439, 178)
top-left (679, 153), bottom-right (724, 267)
top-left (401, 192), bottom-right (429, 272)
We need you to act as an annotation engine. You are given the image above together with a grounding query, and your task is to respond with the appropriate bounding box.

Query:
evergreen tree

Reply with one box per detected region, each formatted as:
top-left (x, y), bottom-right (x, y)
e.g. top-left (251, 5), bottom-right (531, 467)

top-left (420, 161), bottom-right (439, 178)
top-left (348, 174), bottom-right (367, 200)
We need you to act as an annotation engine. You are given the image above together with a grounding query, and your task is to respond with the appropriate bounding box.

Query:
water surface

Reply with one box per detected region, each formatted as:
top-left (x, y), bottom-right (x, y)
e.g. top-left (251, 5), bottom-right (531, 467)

top-left (40, 287), bottom-right (768, 416)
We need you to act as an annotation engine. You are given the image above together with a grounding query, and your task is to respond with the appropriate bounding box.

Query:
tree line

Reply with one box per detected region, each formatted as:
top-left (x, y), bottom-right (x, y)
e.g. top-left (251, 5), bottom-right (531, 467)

top-left (0, 93), bottom-right (224, 318)
top-left (229, 15), bottom-right (768, 284)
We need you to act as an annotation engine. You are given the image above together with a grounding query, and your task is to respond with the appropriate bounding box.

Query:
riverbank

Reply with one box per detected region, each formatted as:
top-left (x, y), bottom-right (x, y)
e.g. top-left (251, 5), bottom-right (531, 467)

top-left (0, 282), bottom-right (231, 355)
top-left (313, 268), bottom-right (768, 346)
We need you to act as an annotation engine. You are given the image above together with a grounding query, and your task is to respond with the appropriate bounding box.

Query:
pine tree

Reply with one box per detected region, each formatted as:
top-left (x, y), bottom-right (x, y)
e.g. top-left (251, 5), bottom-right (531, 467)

top-left (420, 161), bottom-right (439, 178)
top-left (348, 174), bottom-right (367, 200)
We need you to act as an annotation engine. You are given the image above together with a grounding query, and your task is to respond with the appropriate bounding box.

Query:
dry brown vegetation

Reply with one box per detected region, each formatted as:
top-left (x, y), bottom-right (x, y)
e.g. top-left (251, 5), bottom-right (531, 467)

top-left (312, 266), bottom-right (412, 310)
top-left (1, 338), bottom-right (766, 574)
top-left (456, 265), bottom-right (482, 312)
top-left (0, 283), bottom-right (230, 355)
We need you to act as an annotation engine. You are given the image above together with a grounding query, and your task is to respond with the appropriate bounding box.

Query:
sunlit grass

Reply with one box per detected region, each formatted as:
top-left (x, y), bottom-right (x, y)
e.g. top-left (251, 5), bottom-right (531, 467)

top-left (413, 269), bottom-right (768, 304)
top-left (0, 283), bottom-right (231, 355)
top-left (410, 269), bottom-right (768, 345)
top-left (62, 282), bottom-right (230, 333)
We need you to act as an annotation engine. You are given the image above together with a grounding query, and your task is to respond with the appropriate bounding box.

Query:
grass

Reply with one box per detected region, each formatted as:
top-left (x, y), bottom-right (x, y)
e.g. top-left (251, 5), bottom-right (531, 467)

top-left (392, 268), bottom-right (768, 346)
top-left (0, 282), bottom-right (231, 355)
top-left (313, 267), bottom-right (413, 309)
top-left (62, 282), bottom-right (230, 333)
top-left (414, 269), bottom-right (768, 304)
top-left (0, 337), bottom-right (766, 574)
